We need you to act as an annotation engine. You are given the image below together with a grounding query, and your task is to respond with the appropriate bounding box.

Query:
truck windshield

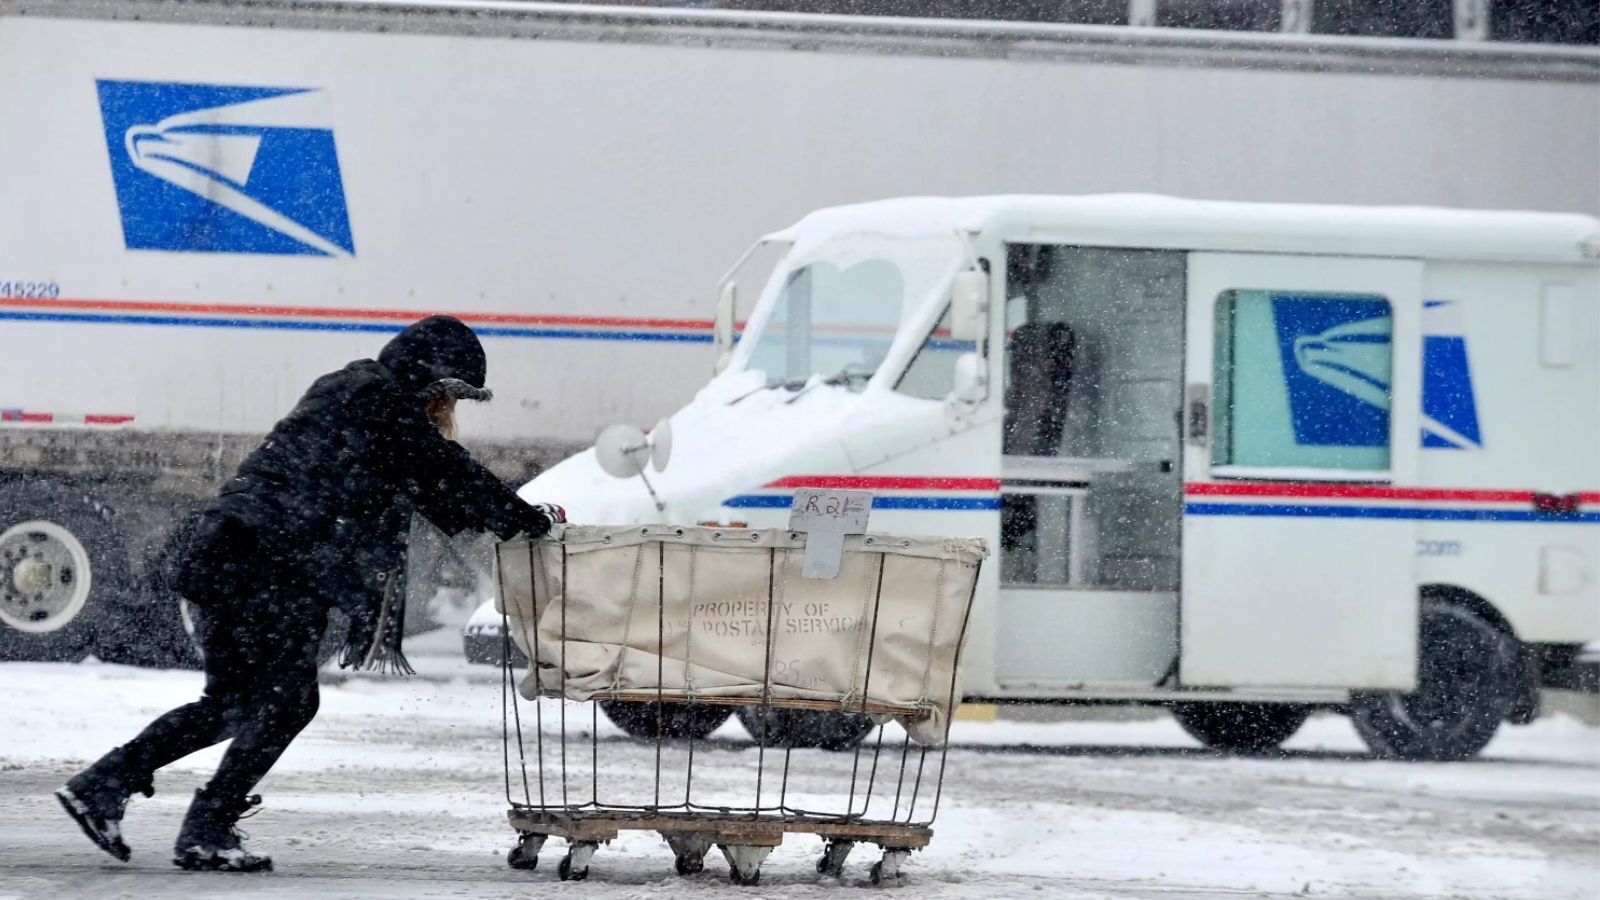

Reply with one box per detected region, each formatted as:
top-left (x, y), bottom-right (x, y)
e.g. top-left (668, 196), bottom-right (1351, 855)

top-left (742, 234), bottom-right (964, 392)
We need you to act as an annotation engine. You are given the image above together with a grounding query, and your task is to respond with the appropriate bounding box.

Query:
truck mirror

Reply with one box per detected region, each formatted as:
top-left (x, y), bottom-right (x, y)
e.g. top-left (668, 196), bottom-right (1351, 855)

top-left (949, 270), bottom-right (988, 343)
top-left (950, 352), bottom-right (987, 406)
top-left (713, 282), bottom-right (737, 373)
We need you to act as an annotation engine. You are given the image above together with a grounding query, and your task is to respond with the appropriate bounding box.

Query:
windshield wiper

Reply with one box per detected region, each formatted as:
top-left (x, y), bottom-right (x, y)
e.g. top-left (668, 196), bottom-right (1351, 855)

top-left (784, 365), bottom-right (874, 404)
top-left (727, 375), bottom-right (810, 406)
top-left (726, 366), bottom-right (873, 407)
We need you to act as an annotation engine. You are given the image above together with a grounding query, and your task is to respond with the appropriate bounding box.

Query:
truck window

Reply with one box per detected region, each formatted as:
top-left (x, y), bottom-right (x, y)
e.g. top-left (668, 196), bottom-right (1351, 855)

top-left (1213, 290), bottom-right (1393, 473)
top-left (746, 259), bottom-right (903, 392)
top-left (895, 307), bottom-right (969, 401)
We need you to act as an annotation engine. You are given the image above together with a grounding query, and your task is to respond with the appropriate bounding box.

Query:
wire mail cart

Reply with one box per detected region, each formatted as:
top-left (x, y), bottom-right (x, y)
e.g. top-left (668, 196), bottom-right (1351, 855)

top-left (493, 522), bottom-right (985, 886)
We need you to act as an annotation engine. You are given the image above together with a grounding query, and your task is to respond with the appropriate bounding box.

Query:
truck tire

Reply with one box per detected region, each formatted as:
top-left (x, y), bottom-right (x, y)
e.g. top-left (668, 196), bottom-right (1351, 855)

top-left (1169, 702), bottom-right (1311, 754)
top-left (599, 700), bottom-right (731, 740)
top-left (736, 707), bottom-right (877, 751)
top-left (1351, 600), bottom-right (1519, 761)
top-left (0, 481), bottom-right (133, 662)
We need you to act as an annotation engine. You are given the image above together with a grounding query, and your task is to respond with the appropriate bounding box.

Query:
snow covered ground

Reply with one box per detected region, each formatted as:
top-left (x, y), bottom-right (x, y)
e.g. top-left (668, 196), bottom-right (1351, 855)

top-left (2, 630), bottom-right (1596, 900)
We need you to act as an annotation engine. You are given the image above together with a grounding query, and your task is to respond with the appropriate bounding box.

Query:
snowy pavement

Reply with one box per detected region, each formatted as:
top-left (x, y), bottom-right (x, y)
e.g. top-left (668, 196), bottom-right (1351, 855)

top-left (2, 632), bottom-right (1597, 900)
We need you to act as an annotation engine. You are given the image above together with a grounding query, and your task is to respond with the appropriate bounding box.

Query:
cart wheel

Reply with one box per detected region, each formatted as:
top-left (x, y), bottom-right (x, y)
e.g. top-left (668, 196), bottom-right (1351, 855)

top-left (870, 849), bottom-right (911, 886)
top-left (720, 843), bottom-right (772, 887)
top-left (507, 833), bottom-right (545, 870)
top-left (558, 855), bottom-right (588, 882)
top-left (816, 839), bottom-right (854, 877)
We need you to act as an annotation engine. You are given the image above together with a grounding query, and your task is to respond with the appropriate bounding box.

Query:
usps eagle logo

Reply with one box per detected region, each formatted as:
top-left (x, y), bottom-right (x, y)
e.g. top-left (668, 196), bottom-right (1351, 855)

top-left (96, 80), bottom-right (355, 257)
top-left (1272, 295), bottom-right (1482, 451)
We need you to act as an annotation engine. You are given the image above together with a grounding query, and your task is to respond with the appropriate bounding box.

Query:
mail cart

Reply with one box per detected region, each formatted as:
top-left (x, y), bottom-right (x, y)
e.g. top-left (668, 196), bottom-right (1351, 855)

top-left (491, 494), bottom-right (986, 886)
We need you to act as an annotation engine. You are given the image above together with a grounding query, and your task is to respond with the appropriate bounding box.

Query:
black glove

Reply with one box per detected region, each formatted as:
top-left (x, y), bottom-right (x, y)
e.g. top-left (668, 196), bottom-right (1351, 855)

top-left (530, 502), bottom-right (567, 524)
top-left (520, 502), bottom-right (564, 538)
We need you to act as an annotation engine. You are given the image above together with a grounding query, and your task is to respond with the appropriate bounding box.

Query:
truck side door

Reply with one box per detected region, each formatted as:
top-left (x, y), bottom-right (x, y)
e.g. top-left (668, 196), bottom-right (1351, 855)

top-left (1181, 253), bottom-right (1423, 689)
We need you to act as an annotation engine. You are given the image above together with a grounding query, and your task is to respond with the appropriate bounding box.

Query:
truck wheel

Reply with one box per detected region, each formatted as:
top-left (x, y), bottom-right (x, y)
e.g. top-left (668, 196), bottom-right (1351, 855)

top-left (0, 483), bottom-right (131, 662)
top-left (736, 707), bottom-right (876, 751)
top-left (1169, 702), bottom-right (1311, 754)
top-left (1351, 600), bottom-right (1519, 761)
top-left (599, 700), bottom-right (731, 740)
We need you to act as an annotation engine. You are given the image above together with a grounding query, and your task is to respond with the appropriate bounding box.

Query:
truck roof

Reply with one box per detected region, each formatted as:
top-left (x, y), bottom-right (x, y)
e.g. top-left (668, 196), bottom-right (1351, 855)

top-left (769, 195), bottom-right (1600, 266)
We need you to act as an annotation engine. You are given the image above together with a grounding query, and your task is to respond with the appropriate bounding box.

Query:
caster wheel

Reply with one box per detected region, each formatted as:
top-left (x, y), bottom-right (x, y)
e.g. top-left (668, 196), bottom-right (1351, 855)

top-left (730, 867), bottom-right (761, 886)
top-left (817, 839), bottom-right (853, 877)
top-left (507, 845), bottom-right (538, 870)
top-left (870, 850), bottom-right (910, 886)
top-left (675, 855), bottom-right (705, 876)
top-left (558, 856), bottom-right (589, 882)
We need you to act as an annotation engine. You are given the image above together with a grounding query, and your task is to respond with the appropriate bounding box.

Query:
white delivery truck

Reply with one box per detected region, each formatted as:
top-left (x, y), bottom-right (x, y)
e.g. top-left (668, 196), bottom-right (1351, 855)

top-left (516, 194), bottom-right (1600, 760)
top-left (3, 0), bottom-right (1596, 667)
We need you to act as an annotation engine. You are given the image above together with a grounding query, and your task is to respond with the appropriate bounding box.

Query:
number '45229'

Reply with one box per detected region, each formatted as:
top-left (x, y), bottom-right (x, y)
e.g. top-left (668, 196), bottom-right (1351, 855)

top-left (0, 281), bottom-right (61, 299)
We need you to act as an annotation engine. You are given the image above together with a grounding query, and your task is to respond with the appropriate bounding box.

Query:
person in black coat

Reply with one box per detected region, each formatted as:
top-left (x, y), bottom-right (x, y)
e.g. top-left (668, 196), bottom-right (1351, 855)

top-left (55, 315), bottom-right (561, 872)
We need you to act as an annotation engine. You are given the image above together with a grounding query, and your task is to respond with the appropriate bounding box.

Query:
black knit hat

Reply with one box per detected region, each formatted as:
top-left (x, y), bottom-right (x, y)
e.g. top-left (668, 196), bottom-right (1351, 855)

top-left (378, 316), bottom-right (493, 401)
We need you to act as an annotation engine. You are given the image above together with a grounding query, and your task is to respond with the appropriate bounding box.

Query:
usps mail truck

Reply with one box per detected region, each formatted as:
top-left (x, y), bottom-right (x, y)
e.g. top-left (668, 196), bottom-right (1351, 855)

top-left (523, 195), bottom-right (1600, 760)
top-left (2, 0), bottom-right (1595, 670)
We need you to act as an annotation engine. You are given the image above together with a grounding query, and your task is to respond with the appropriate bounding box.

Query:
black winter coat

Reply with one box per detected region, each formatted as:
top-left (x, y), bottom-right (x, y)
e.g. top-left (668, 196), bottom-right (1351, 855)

top-left (175, 316), bottom-right (549, 670)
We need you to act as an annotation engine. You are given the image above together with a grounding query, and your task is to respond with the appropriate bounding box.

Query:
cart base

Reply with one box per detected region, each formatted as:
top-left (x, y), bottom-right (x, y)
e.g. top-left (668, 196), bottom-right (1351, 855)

top-left (506, 809), bottom-right (929, 885)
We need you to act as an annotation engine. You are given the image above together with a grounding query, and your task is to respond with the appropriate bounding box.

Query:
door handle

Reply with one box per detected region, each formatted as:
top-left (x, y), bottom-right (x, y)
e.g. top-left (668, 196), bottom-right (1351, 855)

top-left (1184, 383), bottom-right (1209, 445)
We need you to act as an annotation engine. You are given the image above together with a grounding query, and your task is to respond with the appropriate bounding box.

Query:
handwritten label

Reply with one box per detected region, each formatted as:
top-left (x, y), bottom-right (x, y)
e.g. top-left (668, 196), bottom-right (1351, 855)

top-left (788, 488), bottom-right (872, 579)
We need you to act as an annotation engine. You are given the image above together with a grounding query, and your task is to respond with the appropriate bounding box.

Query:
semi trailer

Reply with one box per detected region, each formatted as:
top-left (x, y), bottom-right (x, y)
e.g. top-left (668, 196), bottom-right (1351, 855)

top-left (2, 0), bottom-right (1595, 667)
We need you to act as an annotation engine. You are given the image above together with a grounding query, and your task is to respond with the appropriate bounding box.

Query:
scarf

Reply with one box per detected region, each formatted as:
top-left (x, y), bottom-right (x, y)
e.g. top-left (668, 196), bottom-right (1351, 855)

top-left (339, 565), bottom-right (414, 675)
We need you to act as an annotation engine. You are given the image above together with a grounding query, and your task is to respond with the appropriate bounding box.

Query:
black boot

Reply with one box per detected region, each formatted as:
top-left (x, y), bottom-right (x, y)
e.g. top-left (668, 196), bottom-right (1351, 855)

top-left (172, 788), bottom-right (273, 872)
top-left (55, 746), bottom-right (155, 863)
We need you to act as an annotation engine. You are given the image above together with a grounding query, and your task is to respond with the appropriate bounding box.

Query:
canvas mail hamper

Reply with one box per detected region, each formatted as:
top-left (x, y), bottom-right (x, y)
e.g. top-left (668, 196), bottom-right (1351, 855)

top-left (495, 525), bottom-right (986, 744)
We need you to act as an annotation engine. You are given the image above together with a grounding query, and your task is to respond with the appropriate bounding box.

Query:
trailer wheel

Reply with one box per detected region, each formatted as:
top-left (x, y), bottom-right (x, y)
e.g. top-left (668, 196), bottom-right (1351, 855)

top-left (1351, 600), bottom-right (1519, 761)
top-left (735, 707), bottom-right (876, 751)
top-left (1169, 702), bottom-right (1310, 754)
top-left (0, 482), bottom-right (132, 663)
top-left (599, 700), bottom-right (731, 740)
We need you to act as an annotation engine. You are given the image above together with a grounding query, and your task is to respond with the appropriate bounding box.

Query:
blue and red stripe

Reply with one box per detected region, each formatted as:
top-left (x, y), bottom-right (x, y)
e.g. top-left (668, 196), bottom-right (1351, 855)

top-left (0, 296), bottom-right (717, 343)
top-left (726, 475), bottom-right (1001, 511)
top-left (1185, 482), bottom-right (1600, 524)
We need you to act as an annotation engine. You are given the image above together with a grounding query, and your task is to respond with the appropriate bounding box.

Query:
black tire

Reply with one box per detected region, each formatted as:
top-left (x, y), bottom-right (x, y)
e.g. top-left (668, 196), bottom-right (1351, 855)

top-left (557, 855), bottom-right (588, 881)
top-left (507, 844), bottom-right (538, 870)
top-left (1351, 600), bottom-right (1520, 761)
top-left (1169, 702), bottom-right (1311, 754)
top-left (0, 480), bottom-right (135, 663)
top-left (599, 700), bottom-right (731, 740)
top-left (735, 706), bottom-right (877, 751)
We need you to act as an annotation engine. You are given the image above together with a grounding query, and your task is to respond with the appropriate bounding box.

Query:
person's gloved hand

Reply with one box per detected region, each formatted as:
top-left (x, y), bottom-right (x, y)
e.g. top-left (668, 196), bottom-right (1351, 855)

top-left (520, 501), bottom-right (565, 539)
top-left (530, 502), bottom-right (566, 524)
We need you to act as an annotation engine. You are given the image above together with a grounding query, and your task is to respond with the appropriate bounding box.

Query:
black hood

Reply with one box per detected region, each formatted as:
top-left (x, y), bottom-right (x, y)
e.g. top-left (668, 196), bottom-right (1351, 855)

top-left (378, 316), bottom-right (489, 398)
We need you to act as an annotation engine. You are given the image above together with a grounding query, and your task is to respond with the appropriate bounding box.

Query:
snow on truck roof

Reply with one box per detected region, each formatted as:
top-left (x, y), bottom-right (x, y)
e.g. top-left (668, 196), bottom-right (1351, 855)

top-left (768, 195), bottom-right (1600, 266)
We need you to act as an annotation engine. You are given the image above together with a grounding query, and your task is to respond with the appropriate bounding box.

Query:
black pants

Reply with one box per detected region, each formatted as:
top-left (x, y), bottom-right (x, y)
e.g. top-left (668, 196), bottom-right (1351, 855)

top-left (115, 591), bottom-right (326, 802)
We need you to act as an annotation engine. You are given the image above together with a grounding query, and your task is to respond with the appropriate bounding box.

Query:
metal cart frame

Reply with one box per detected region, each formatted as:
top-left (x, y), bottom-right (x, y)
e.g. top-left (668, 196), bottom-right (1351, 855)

top-left (495, 528), bottom-right (981, 886)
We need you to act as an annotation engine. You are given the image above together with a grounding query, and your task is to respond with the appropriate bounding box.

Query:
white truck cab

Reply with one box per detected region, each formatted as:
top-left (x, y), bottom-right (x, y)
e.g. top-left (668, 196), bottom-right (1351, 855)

top-left (527, 195), bottom-right (1600, 759)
